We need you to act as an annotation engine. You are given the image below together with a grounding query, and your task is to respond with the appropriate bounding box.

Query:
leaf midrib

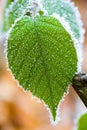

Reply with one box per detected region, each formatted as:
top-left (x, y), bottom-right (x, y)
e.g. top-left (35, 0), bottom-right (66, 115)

top-left (33, 18), bottom-right (56, 115)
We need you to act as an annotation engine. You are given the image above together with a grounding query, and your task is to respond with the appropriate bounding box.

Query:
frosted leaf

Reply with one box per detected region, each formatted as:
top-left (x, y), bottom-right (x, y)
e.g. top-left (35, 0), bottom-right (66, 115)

top-left (29, 0), bottom-right (48, 18)
top-left (5, 0), bottom-right (14, 8)
top-left (6, 16), bottom-right (77, 121)
top-left (3, 0), bottom-right (31, 31)
top-left (42, 0), bottom-right (85, 73)
top-left (42, 0), bottom-right (85, 45)
top-left (52, 13), bottom-right (82, 73)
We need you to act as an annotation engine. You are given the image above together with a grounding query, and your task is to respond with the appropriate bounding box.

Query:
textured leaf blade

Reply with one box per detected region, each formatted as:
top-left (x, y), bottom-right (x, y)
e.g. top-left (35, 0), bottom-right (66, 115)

top-left (7, 16), bottom-right (77, 121)
top-left (42, 0), bottom-right (84, 43)
top-left (78, 113), bottom-right (87, 130)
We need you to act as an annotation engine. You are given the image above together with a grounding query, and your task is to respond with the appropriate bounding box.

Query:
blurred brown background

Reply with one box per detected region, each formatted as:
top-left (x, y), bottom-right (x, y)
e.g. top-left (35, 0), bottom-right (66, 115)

top-left (0, 0), bottom-right (87, 130)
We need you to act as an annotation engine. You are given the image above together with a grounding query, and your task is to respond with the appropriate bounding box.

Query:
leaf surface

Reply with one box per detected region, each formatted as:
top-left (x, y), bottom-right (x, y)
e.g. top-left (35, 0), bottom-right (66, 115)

top-left (7, 16), bottom-right (77, 120)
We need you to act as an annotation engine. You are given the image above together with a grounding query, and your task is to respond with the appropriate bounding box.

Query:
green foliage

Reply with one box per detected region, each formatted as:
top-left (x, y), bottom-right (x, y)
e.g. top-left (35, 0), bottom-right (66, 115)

top-left (5, 0), bottom-right (14, 8)
top-left (3, 0), bottom-right (83, 43)
top-left (7, 16), bottom-right (77, 120)
top-left (42, 0), bottom-right (82, 41)
top-left (3, 0), bottom-right (30, 31)
top-left (78, 113), bottom-right (87, 130)
top-left (3, 0), bottom-right (14, 32)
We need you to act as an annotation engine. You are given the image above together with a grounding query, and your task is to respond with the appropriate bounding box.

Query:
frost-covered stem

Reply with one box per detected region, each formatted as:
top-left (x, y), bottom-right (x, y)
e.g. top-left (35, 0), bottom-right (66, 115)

top-left (72, 73), bottom-right (87, 107)
top-left (29, 0), bottom-right (43, 18)
top-left (30, 1), bottom-right (38, 18)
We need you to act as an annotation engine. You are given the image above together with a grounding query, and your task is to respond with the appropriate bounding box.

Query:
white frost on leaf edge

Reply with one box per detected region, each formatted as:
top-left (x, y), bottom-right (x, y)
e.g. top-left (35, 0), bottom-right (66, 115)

top-left (46, 86), bottom-right (70, 125)
top-left (5, 16), bottom-right (25, 75)
top-left (29, 0), bottom-right (48, 18)
top-left (42, 0), bottom-right (85, 46)
top-left (41, 0), bottom-right (85, 72)
top-left (65, 0), bottom-right (85, 72)
top-left (4, 0), bottom-right (48, 30)
top-left (4, 0), bottom-right (31, 30)
top-left (31, 86), bottom-right (70, 125)
top-left (52, 13), bottom-right (83, 73)
top-left (64, 0), bottom-right (85, 45)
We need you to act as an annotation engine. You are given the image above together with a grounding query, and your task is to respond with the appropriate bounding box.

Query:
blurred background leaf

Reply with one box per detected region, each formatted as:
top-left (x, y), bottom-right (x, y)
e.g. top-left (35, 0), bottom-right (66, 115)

top-left (78, 113), bottom-right (87, 130)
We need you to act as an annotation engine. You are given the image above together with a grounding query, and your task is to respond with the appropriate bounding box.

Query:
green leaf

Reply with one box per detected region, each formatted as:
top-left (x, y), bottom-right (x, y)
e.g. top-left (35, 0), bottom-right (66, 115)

top-left (2, 0), bottom-right (14, 32)
top-left (3, 0), bottom-right (30, 31)
top-left (5, 0), bottom-right (14, 8)
top-left (42, 0), bottom-right (84, 42)
top-left (78, 113), bottom-right (87, 130)
top-left (7, 16), bottom-right (77, 121)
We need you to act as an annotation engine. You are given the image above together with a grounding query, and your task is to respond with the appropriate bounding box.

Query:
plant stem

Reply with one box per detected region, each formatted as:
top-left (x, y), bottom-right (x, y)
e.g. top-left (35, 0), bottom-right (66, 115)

top-left (72, 73), bottom-right (87, 107)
